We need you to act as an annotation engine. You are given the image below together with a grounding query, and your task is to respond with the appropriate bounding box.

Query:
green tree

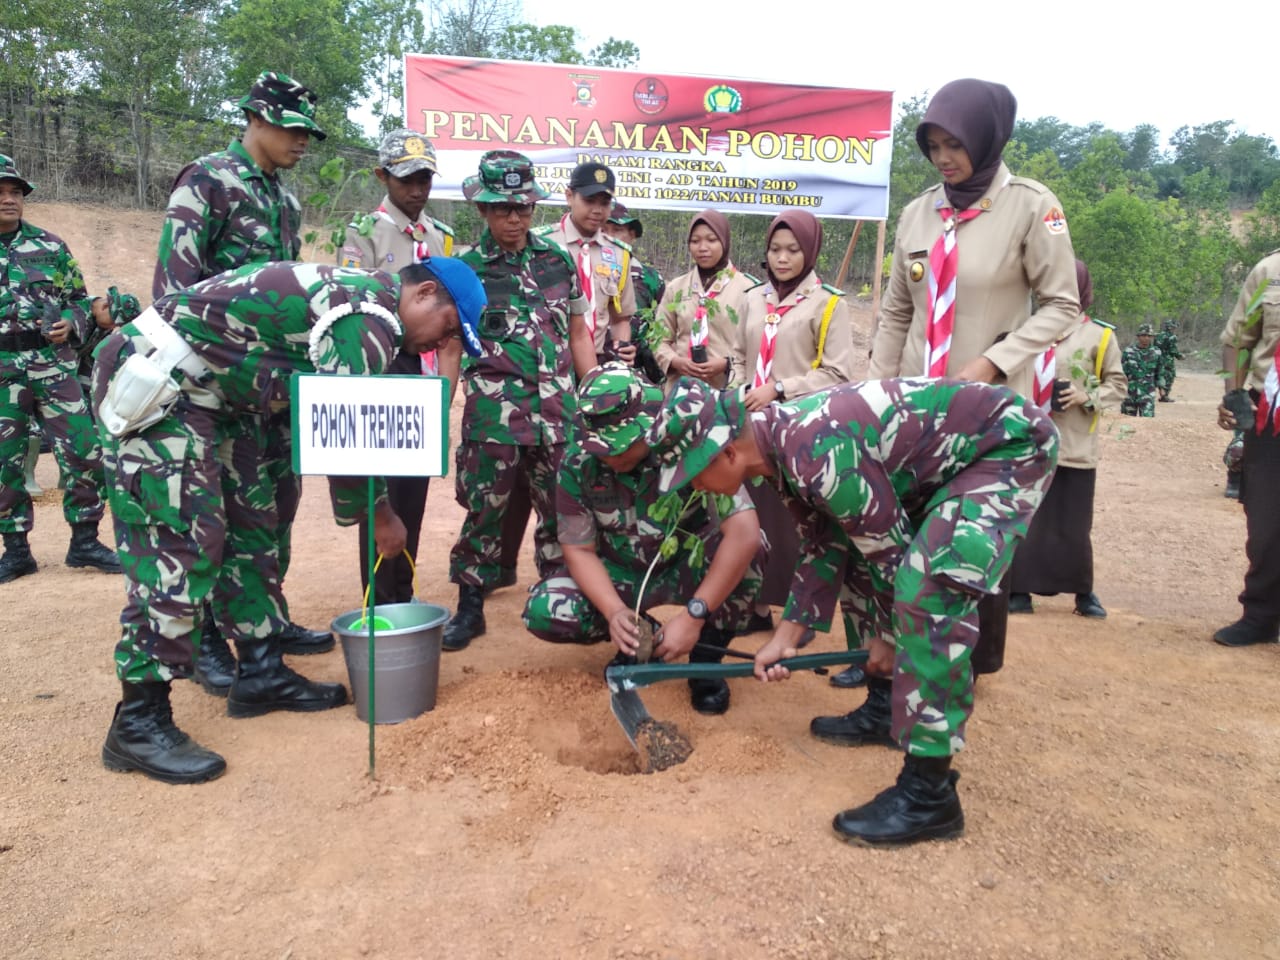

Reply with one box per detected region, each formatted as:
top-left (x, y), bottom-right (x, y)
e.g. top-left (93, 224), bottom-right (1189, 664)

top-left (358, 0), bottom-right (426, 133)
top-left (585, 39), bottom-right (640, 68)
top-left (424, 0), bottom-right (521, 57)
top-left (493, 24), bottom-right (580, 63)
top-left (1071, 190), bottom-right (1164, 325)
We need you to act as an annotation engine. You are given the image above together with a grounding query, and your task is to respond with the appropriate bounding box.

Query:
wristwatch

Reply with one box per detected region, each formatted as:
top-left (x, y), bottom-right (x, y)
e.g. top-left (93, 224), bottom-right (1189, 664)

top-left (686, 597), bottom-right (710, 620)
top-left (774, 380), bottom-right (786, 398)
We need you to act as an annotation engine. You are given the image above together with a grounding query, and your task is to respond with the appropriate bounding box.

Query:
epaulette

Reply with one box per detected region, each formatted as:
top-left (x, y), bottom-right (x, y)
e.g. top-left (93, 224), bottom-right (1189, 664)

top-left (821, 282), bottom-right (845, 297)
top-left (1090, 317), bottom-right (1116, 330)
top-left (532, 223), bottom-right (556, 237)
top-left (604, 234), bottom-right (632, 252)
top-left (431, 217), bottom-right (454, 237)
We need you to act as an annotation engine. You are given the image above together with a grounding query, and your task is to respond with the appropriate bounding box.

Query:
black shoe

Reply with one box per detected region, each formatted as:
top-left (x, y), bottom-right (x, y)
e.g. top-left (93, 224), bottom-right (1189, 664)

top-left (226, 639), bottom-right (348, 718)
top-left (688, 678), bottom-right (730, 715)
top-left (193, 618), bottom-right (237, 697)
top-left (278, 620), bottom-right (335, 655)
top-left (1213, 619), bottom-right (1280, 647)
top-left (1008, 592), bottom-right (1034, 614)
top-left (0, 531), bottom-right (38, 584)
top-left (1073, 593), bottom-right (1107, 619)
top-left (484, 565), bottom-right (518, 597)
top-left (832, 755), bottom-right (964, 847)
top-left (810, 676), bottom-right (896, 747)
top-left (102, 681), bottom-right (226, 784)
top-left (1225, 474), bottom-right (1242, 500)
top-left (829, 664), bottom-right (867, 688)
top-left (442, 584), bottom-right (486, 651)
top-left (65, 521), bottom-right (121, 573)
top-left (736, 610), bottom-right (774, 636)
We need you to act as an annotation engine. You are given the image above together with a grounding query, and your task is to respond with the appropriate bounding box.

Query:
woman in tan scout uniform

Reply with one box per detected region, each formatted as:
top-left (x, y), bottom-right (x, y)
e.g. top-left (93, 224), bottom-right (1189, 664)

top-left (654, 209), bottom-right (755, 391)
top-left (1009, 259), bottom-right (1126, 619)
top-left (731, 211), bottom-right (855, 629)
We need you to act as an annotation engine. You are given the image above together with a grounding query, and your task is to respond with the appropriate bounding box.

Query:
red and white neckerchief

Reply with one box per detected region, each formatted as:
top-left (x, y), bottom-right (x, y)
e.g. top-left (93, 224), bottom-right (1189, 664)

top-left (924, 204), bottom-right (985, 376)
top-left (377, 204), bottom-right (439, 372)
top-left (1256, 356), bottom-right (1280, 436)
top-left (1032, 344), bottom-right (1056, 408)
top-left (689, 263), bottom-right (735, 356)
top-left (753, 298), bottom-right (798, 389)
top-left (562, 214), bottom-right (598, 336)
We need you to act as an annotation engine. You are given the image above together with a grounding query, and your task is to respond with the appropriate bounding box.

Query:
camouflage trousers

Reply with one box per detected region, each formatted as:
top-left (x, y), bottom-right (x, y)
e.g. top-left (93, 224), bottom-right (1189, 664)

top-left (1156, 366), bottom-right (1175, 394)
top-left (523, 531), bottom-right (766, 642)
top-left (0, 345), bottom-right (108, 533)
top-left (1224, 429), bottom-right (1244, 476)
top-left (450, 439), bottom-right (564, 587)
top-left (1121, 391), bottom-right (1156, 417)
top-left (840, 471), bottom-right (1053, 758)
top-left (92, 332), bottom-right (291, 683)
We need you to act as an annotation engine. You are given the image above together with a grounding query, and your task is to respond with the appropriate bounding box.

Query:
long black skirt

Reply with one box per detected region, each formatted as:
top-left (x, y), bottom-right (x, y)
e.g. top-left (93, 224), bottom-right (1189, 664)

top-left (1010, 465), bottom-right (1096, 596)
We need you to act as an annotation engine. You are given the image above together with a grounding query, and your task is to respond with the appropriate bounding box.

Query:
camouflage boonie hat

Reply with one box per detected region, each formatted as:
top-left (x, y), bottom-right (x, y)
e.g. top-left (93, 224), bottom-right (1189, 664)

top-left (1161, 319), bottom-right (1177, 330)
top-left (237, 71), bottom-right (326, 140)
top-left (608, 201), bottom-right (642, 237)
top-left (0, 154), bottom-right (34, 195)
top-left (466, 150), bottom-right (550, 204)
top-left (577, 362), bottom-right (663, 457)
top-left (1136, 323), bottom-right (1154, 336)
top-left (105, 286), bottom-right (141, 324)
top-left (650, 378), bottom-right (748, 494)
top-left (379, 129), bottom-right (437, 178)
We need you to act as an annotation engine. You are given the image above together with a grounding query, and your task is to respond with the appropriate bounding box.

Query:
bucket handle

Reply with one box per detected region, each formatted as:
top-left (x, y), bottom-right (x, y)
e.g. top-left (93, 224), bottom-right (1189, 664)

top-left (363, 549), bottom-right (418, 622)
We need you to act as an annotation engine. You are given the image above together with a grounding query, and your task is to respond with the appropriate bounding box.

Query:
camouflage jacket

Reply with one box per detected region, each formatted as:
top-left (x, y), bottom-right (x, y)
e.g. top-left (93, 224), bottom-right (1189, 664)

top-left (1153, 329), bottom-right (1182, 362)
top-left (557, 436), bottom-right (753, 573)
top-left (134, 262), bottom-right (403, 523)
top-left (153, 139), bottom-right (302, 300)
top-left (458, 230), bottom-right (583, 445)
top-left (631, 258), bottom-right (666, 313)
top-left (754, 378), bottom-right (1058, 628)
top-left (0, 220), bottom-right (92, 344)
top-left (1121, 343), bottom-right (1162, 393)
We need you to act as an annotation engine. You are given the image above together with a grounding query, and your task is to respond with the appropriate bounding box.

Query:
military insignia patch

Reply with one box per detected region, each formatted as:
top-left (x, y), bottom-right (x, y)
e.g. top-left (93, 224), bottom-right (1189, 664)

top-left (405, 137), bottom-right (426, 156)
top-left (1043, 207), bottom-right (1067, 235)
top-left (909, 261), bottom-right (925, 282)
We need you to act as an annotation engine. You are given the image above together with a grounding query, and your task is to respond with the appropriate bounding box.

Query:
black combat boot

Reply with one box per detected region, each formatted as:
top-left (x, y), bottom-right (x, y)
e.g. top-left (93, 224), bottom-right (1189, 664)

top-left (829, 665), bottom-right (867, 688)
top-left (65, 521), bottom-right (122, 573)
top-left (688, 623), bottom-right (732, 715)
top-left (101, 680), bottom-right (227, 784)
top-left (832, 754), bottom-right (964, 847)
top-left (1073, 592), bottom-right (1107, 619)
top-left (193, 615), bottom-right (238, 697)
top-left (809, 674), bottom-right (896, 747)
top-left (226, 638), bottom-right (348, 718)
top-left (0, 531), bottom-right (38, 584)
top-left (278, 620), bottom-right (335, 655)
top-left (442, 584), bottom-right (486, 651)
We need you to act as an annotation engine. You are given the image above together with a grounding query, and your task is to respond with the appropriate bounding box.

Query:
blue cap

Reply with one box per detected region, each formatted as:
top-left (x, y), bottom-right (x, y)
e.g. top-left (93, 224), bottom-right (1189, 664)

top-left (418, 256), bottom-right (486, 357)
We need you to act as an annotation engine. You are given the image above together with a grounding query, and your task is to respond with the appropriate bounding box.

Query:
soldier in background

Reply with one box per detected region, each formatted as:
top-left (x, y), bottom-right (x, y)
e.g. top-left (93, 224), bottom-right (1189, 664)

top-left (604, 202), bottom-right (666, 383)
top-left (649, 377), bottom-right (1058, 847)
top-left (339, 129), bottom-right (462, 606)
top-left (1154, 319), bottom-right (1183, 402)
top-left (95, 258), bottom-right (485, 784)
top-left (1120, 323), bottom-right (1162, 417)
top-left (442, 151), bottom-right (591, 651)
top-left (153, 71), bottom-right (333, 691)
top-left (0, 154), bottom-right (120, 583)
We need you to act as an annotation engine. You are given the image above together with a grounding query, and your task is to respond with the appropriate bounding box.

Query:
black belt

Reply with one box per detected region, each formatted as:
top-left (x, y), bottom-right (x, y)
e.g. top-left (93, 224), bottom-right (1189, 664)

top-left (0, 329), bottom-right (49, 352)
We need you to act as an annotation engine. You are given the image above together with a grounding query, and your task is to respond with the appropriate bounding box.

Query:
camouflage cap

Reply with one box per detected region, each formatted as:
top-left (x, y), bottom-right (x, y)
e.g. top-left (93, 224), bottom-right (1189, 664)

top-left (576, 362), bottom-right (663, 457)
top-left (1136, 323), bottom-right (1154, 336)
top-left (379, 129), bottom-right (437, 178)
top-left (608, 201), bottom-right (642, 237)
top-left (468, 150), bottom-right (550, 204)
top-left (0, 154), bottom-right (34, 195)
top-left (237, 71), bottom-right (326, 140)
top-left (649, 378), bottom-right (748, 494)
top-left (105, 286), bottom-right (141, 324)
top-left (1160, 319), bottom-right (1177, 330)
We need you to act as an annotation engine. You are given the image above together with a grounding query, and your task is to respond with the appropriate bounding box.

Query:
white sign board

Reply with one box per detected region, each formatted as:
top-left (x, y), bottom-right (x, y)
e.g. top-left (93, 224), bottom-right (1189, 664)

top-left (291, 374), bottom-right (449, 478)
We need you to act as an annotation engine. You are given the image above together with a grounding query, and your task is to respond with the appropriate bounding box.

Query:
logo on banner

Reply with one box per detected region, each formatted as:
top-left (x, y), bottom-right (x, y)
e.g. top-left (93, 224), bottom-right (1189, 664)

top-left (569, 73), bottom-right (598, 109)
top-left (704, 85), bottom-right (743, 114)
top-left (633, 78), bottom-right (669, 115)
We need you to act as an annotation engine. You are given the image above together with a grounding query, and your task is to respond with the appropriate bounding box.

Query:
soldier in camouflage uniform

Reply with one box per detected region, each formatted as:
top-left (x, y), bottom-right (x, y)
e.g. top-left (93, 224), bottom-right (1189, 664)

top-left (523, 364), bottom-right (765, 714)
top-left (93, 258), bottom-right (486, 784)
top-left (650, 376), bottom-right (1058, 846)
top-left (442, 151), bottom-right (591, 651)
top-left (604, 203), bottom-right (665, 384)
top-left (1223, 430), bottom-right (1244, 500)
top-left (0, 154), bottom-right (121, 583)
top-left (153, 71), bottom-right (333, 681)
top-left (1154, 319), bottom-right (1183, 402)
top-left (1120, 323), bottom-right (1162, 417)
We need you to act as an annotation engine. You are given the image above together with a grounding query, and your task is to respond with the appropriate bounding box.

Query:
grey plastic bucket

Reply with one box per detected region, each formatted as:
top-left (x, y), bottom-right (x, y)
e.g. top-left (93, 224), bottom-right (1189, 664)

top-left (331, 602), bottom-right (450, 724)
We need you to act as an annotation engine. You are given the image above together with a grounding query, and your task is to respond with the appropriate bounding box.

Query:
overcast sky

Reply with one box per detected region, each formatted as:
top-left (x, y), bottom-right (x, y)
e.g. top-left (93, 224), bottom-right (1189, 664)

top-left (520, 0), bottom-right (1276, 149)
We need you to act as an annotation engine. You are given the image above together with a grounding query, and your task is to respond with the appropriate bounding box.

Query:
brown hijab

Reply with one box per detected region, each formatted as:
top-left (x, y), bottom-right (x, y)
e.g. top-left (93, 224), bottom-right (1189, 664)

top-left (1075, 259), bottom-right (1094, 312)
top-left (688, 208), bottom-right (731, 284)
top-left (765, 211), bottom-right (822, 302)
top-left (915, 78), bottom-right (1018, 210)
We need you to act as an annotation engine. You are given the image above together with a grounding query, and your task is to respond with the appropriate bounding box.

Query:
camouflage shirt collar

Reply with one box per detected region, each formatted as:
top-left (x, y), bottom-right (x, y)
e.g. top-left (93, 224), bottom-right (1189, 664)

top-left (477, 228), bottom-right (551, 261)
top-left (227, 138), bottom-right (276, 184)
top-left (2, 220), bottom-right (41, 242)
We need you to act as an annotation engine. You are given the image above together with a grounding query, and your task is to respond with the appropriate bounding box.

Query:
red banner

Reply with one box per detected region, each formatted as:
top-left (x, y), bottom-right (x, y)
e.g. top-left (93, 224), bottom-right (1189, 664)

top-left (404, 56), bottom-right (893, 219)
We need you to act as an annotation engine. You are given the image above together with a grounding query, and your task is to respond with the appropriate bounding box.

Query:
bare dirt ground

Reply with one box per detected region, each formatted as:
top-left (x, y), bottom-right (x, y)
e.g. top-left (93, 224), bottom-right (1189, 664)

top-left (2, 202), bottom-right (1278, 960)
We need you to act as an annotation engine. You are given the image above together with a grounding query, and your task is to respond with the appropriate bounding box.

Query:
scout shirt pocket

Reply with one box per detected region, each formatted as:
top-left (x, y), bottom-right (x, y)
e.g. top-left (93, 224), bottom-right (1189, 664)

top-left (920, 495), bottom-right (1016, 597)
top-left (107, 431), bottom-right (202, 533)
top-left (595, 244), bottom-right (624, 298)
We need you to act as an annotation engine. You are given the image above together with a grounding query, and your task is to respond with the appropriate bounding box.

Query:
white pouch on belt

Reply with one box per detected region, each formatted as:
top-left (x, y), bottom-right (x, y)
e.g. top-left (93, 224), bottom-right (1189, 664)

top-left (98, 307), bottom-right (196, 437)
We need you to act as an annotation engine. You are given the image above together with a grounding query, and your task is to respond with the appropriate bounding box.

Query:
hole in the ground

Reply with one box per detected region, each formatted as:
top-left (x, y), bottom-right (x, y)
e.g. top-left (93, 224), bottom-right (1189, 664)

top-left (528, 716), bottom-right (694, 775)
